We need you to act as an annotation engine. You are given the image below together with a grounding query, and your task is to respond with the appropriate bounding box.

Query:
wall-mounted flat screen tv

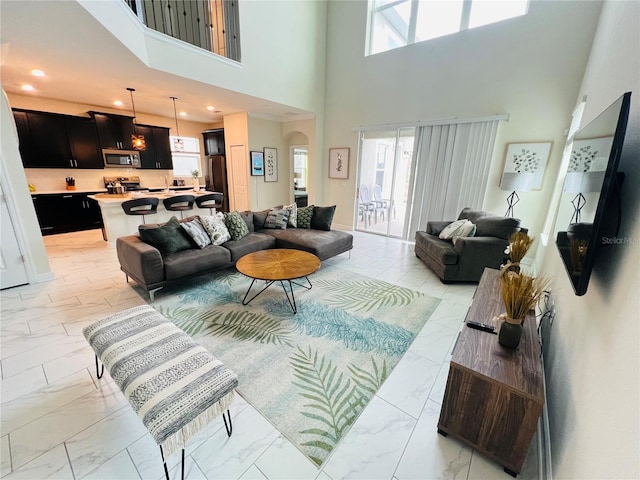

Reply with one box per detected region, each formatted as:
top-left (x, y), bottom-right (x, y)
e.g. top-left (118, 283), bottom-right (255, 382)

top-left (555, 91), bottom-right (631, 296)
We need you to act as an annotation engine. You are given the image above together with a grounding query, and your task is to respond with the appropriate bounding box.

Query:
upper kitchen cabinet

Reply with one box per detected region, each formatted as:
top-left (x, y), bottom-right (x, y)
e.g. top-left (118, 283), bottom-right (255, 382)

top-left (90, 112), bottom-right (136, 150)
top-left (203, 128), bottom-right (225, 156)
top-left (137, 125), bottom-right (173, 169)
top-left (12, 109), bottom-right (102, 169)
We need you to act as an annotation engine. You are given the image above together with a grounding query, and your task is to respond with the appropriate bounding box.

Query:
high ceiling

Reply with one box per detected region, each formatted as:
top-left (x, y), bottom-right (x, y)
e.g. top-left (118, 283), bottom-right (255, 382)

top-left (0, 1), bottom-right (308, 124)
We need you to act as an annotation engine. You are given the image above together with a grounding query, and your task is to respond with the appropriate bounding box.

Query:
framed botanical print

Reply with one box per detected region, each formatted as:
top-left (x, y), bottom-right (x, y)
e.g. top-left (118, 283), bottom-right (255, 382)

top-left (264, 147), bottom-right (278, 182)
top-left (329, 147), bottom-right (349, 179)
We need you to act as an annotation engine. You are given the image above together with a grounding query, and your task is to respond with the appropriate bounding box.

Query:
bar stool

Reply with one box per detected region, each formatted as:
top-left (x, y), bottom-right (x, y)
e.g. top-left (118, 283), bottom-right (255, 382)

top-left (121, 197), bottom-right (159, 224)
top-left (163, 195), bottom-right (195, 219)
top-left (195, 192), bottom-right (224, 215)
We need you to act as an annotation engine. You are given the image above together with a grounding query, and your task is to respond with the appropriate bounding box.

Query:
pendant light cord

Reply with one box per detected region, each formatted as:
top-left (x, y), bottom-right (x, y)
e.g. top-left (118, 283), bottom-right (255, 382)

top-left (171, 96), bottom-right (180, 138)
top-left (127, 87), bottom-right (138, 133)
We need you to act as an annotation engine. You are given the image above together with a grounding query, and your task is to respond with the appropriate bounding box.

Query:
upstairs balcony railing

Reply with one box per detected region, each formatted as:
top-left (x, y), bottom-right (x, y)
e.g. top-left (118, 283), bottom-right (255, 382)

top-left (125, 0), bottom-right (241, 61)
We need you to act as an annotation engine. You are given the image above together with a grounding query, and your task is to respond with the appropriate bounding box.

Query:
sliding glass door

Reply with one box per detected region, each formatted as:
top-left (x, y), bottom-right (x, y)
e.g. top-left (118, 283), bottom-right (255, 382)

top-left (356, 128), bottom-right (416, 238)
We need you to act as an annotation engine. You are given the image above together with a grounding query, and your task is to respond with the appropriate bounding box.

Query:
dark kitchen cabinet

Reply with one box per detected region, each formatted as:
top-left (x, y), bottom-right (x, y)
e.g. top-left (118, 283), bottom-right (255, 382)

top-left (31, 193), bottom-right (104, 236)
top-left (90, 112), bottom-right (136, 150)
top-left (138, 125), bottom-right (173, 169)
top-left (203, 129), bottom-right (225, 156)
top-left (65, 116), bottom-right (103, 169)
top-left (12, 109), bottom-right (102, 169)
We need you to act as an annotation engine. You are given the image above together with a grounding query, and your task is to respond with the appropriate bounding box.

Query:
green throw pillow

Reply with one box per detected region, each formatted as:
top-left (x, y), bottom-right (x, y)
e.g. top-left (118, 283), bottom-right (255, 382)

top-left (297, 205), bottom-right (314, 229)
top-left (311, 205), bottom-right (336, 231)
top-left (138, 216), bottom-right (192, 255)
top-left (224, 211), bottom-right (250, 240)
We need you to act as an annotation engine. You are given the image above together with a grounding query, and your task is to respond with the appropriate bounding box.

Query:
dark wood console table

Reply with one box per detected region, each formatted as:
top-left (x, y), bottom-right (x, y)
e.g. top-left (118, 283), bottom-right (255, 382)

top-left (437, 268), bottom-right (544, 476)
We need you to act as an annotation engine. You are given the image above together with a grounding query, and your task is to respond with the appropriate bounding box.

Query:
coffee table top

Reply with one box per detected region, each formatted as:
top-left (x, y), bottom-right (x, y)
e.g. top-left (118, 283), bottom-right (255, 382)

top-left (236, 249), bottom-right (321, 281)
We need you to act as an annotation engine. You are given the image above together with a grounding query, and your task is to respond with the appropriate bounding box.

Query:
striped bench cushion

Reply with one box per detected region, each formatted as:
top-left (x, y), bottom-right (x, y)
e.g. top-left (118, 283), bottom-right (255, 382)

top-left (83, 305), bottom-right (238, 457)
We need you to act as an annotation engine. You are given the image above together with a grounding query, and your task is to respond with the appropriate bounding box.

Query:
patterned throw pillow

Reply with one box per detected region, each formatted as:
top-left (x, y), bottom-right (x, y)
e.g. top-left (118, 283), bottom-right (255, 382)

top-left (296, 205), bottom-right (314, 229)
top-left (181, 218), bottom-right (211, 249)
top-left (199, 213), bottom-right (231, 246)
top-left (224, 211), bottom-right (250, 241)
top-left (283, 203), bottom-right (297, 228)
top-left (263, 208), bottom-right (290, 229)
top-left (439, 219), bottom-right (471, 240)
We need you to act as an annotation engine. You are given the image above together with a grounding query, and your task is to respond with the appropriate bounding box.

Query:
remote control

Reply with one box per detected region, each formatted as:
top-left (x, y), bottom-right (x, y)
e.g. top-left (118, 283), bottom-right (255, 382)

top-left (466, 321), bottom-right (497, 334)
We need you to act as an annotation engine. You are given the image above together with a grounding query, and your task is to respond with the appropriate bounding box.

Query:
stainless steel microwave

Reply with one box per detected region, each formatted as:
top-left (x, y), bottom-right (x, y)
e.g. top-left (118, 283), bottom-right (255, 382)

top-left (102, 149), bottom-right (141, 168)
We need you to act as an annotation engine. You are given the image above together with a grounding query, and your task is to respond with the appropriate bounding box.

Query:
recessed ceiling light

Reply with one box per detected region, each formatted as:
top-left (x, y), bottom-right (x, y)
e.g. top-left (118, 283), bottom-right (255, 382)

top-left (21, 84), bottom-right (35, 92)
top-left (179, 111), bottom-right (187, 116)
top-left (31, 69), bottom-right (46, 77)
top-left (206, 105), bottom-right (215, 111)
top-left (113, 100), bottom-right (123, 107)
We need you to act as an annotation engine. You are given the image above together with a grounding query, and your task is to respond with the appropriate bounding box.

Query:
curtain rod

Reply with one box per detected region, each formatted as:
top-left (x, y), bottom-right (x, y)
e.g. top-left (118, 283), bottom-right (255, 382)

top-left (352, 113), bottom-right (509, 132)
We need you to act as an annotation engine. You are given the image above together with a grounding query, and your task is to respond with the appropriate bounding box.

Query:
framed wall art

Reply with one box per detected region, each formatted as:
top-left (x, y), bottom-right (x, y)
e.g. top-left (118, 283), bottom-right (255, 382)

top-left (250, 151), bottom-right (264, 176)
top-left (500, 142), bottom-right (552, 191)
top-left (329, 147), bottom-right (349, 179)
top-left (264, 147), bottom-right (278, 182)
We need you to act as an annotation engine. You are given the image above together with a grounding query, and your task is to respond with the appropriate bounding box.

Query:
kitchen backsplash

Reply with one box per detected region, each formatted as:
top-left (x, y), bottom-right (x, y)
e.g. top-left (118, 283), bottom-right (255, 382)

top-left (25, 168), bottom-right (182, 192)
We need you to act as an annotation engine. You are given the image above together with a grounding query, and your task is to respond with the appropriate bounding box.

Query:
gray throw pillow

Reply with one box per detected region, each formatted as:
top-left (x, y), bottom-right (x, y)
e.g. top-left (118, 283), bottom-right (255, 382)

top-left (199, 213), bottom-right (231, 245)
top-left (181, 218), bottom-right (211, 249)
top-left (263, 207), bottom-right (290, 229)
top-left (138, 216), bottom-right (192, 255)
top-left (311, 205), bottom-right (336, 231)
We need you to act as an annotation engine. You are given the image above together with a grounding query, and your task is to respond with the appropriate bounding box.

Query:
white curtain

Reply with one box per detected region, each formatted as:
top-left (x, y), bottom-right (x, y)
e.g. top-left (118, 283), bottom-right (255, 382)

top-left (408, 119), bottom-right (500, 234)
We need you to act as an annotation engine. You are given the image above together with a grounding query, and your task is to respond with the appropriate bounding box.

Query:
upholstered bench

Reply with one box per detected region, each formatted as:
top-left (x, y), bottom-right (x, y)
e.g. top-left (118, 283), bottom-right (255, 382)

top-left (83, 305), bottom-right (238, 479)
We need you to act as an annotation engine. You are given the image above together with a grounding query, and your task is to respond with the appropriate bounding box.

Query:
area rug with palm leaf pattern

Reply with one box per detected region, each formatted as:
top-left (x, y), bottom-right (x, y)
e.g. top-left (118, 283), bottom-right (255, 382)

top-left (151, 264), bottom-right (440, 466)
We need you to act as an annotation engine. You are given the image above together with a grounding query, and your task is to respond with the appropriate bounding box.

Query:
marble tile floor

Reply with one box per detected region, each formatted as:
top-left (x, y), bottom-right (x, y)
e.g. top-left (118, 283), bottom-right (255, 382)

top-left (0, 229), bottom-right (540, 480)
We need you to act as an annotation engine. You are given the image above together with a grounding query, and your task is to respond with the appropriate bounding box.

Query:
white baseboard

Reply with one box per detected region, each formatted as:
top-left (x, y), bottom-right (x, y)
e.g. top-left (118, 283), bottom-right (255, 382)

top-left (538, 359), bottom-right (553, 480)
top-left (34, 272), bottom-right (55, 283)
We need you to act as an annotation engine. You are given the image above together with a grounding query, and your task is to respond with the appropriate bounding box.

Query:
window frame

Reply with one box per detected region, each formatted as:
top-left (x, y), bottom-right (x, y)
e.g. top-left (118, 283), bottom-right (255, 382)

top-left (367, 0), bottom-right (527, 56)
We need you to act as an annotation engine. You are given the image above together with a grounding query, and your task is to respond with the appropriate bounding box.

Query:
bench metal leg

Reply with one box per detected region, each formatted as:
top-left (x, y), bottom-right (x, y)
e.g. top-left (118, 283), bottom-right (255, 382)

top-left (95, 355), bottom-right (104, 379)
top-left (223, 409), bottom-right (233, 437)
top-left (159, 446), bottom-right (186, 480)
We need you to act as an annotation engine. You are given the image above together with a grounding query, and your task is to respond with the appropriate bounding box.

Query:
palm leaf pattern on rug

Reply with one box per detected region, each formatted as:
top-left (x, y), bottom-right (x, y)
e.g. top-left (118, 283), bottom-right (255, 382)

top-left (314, 278), bottom-right (422, 313)
top-left (159, 306), bottom-right (294, 346)
top-left (348, 357), bottom-right (388, 396)
top-left (291, 301), bottom-right (414, 356)
top-left (290, 346), bottom-right (365, 466)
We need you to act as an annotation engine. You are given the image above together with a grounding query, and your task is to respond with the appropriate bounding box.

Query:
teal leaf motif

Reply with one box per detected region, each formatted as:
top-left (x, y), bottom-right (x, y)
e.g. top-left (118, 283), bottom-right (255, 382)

top-left (314, 278), bottom-right (422, 313)
top-left (290, 346), bottom-right (365, 466)
top-left (291, 301), bottom-right (414, 356)
top-left (160, 306), bottom-right (293, 346)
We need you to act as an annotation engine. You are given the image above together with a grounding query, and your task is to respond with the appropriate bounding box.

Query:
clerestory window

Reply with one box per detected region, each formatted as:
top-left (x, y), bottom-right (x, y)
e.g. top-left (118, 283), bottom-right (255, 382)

top-left (367, 0), bottom-right (529, 55)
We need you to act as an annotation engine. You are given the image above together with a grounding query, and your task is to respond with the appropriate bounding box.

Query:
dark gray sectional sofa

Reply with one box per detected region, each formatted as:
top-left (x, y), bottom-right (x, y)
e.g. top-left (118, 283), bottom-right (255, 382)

top-left (116, 209), bottom-right (353, 300)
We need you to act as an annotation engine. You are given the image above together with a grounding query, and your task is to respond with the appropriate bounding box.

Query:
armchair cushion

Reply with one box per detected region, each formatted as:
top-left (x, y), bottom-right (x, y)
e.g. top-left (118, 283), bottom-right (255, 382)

top-left (475, 217), bottom-right (520, 239)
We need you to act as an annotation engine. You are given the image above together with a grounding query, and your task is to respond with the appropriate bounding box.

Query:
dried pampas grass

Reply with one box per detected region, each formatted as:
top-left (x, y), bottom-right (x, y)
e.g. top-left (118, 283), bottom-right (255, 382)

top-left (501, 272), bottom-right (549, 321)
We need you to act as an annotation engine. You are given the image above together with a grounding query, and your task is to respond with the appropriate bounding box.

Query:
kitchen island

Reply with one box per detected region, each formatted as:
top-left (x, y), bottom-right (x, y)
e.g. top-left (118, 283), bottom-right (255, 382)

top-left (89, 190), bottom-right (216, 247)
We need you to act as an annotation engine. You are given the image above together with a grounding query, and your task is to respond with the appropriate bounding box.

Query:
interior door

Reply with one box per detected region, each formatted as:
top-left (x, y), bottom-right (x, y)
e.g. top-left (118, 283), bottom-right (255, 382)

top-left (228, 144), bottom-right (249, 211)
top-left (0, 181), bottom-right (29, 289)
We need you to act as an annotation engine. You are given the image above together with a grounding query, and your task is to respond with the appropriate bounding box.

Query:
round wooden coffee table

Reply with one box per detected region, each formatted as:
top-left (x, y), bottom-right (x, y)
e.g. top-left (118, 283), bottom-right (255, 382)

top-left (236, 249), bottom-right (321, 313)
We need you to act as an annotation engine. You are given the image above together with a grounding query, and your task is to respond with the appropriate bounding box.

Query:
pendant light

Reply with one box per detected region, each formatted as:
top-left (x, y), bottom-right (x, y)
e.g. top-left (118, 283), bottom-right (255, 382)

top-left (171, 96), bottom-right (184, 152)
top-left (127, 87), bottom-right (146, 151)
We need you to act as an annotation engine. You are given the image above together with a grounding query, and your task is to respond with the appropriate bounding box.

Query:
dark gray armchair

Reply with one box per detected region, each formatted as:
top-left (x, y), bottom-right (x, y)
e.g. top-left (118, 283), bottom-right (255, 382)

top-left (414, 208), bottom-right (525, 283)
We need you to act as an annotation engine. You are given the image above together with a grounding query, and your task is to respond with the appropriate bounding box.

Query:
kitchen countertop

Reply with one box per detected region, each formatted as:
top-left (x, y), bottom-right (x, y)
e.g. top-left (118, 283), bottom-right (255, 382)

top-left (31, 189), bottom-right (108, 195)
top-left (88, 190), bottom-right (210, 205)
top-left (30, 185), bottom-right (201, 195)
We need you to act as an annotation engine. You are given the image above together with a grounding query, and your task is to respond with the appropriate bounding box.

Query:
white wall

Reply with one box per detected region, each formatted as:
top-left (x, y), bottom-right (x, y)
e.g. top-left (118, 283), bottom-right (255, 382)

top-left (539, 2), bottom-right (640, 478)
top-left (323, 0), bottom-right (602, 230)
top-left (248, 116), bottom-right (289, 210)
top-left (80, 0), bottom-right (328, 114)
top-left (0, 91), bottom-right (52, 282)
